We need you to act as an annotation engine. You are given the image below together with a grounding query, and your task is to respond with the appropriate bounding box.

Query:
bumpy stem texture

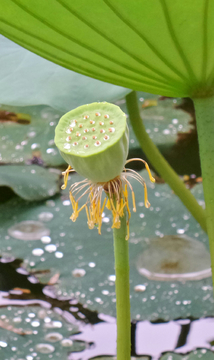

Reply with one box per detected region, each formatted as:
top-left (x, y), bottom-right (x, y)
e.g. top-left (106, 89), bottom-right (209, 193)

top-left (113, 214), bottom-right (131, 360)
top-left (126, 91), bottom-right (207, 233)
top-left (194, 96), bottom-right (214, 286)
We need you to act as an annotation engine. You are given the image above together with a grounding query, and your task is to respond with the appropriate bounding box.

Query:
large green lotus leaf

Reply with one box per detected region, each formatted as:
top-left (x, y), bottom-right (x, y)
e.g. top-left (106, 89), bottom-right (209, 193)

top-left (0, 170), bottom-right (212, 321)
top-left (0, 165), bottom-right (60, 200)
top-left (0, 104), bottom-right (65, 166)
top-left (0, 35), bottom-right (130, 112)
top-left (0, 0), bottom-right (213, 97)
top-left (0, 305), bottom-right (82, 359)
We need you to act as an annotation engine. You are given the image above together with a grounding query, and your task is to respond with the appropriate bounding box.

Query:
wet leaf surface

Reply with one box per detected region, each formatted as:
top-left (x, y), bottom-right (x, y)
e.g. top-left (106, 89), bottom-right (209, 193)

top-left (0, 170), bottom-right (212, 322)
top-left (0, 165), bottom-right (61, 201)
top-left (0, 104), bottom-right (64, 167)
top-left (0, 305), bottom-right (83, 360)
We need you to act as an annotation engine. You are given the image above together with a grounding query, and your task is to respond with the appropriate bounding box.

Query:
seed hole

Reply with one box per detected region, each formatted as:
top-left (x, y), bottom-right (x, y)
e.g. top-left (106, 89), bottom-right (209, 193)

top-left (92, 128), bottom-right (96, 132)
top-left (109, 121), bottom-right (114, 125)
top-left (79, 124), bottom-right (83, 128)
top-left (109, 127), bottom-right (115, 133)
top-left (84, 129), bottom-right (89, 133)
top-left (100, 129), bottom-right (105, 133)
top-left (99, 121), bottom-right (104, 126)
top-left (95, 112), bottom-right (101, 117)
top-left (66, 136), bottom-right (71, 141)
top-left (95, 140), bottom-right (101, 146)
top-left (104, 114), bottom-right (109, 119)
top-left (84, 115), bottom-right (89, 119)
top-left (73, 142), bottom-right (78, 146)
top-left (84, 144), bottom-right (89, 148)
top-left (82, 136), bottom-right (87, 140)
top-left (76, 132), bottom-right (81, 137)
top-left (90, 120), bottom-right (95, 124)
top-left (92, 135), bottom-right (97, 139)
top-left (104, 135), bottom-right (109, 140)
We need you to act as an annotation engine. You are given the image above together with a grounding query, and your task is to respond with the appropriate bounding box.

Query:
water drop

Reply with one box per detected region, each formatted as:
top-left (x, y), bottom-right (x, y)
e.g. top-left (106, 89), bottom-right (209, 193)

top-left (45, 332), bottom-right (63, 342)
top-left (108, 275), bottom-right (116, 282)
top-left (137, 235), bottom-right (211, 281)
top-left (45, 244), bottom-right (57, 253)
top-left (41, 235), bottom-right (51, 244)
top-left (32, 248), bottom-right (44, 256)
top-left (35, 343), bottom-right (55, 354)
top-left (72, 269), bottom-right (86, 277)
top-left (134, 284), bottom-right (146, 292)
top-left (61, 338), bottom-right (73, 347)
top-left (55, 251), bottom-right (63, 258)
top-left (0, 341), bottom-right (7, 348)
top-left (31, 320), bottom-right (40, 327)
top-left (88, 262), bottom-right (96, 268)
top-left (8, 221), bottom-right (50, 240)
top-left (38, 212), bottom-right (53, 222)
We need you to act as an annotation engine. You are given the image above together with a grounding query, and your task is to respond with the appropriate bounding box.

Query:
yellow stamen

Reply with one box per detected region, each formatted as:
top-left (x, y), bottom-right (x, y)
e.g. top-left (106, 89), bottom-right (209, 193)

top-left (144, 184), bottom-right (150, 208)
top-left (106, 198), bottom-right (111, 210)
top-left (132, 191), bottom-right (136, 212)
top-left (144, 161), bottom-right (156, 183)
top-left (61, 165), bottom-right (72, 189)
top-left (125, 158), bottom-right (155, 183)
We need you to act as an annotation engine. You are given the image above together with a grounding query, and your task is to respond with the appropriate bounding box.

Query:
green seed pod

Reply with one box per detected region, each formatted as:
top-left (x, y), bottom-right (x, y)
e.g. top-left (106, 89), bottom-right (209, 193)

top-left (55, 102), bottom-right (129, 183)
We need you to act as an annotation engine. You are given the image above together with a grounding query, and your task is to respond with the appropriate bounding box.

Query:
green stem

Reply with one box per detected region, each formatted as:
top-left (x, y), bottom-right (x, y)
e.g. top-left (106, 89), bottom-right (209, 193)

top-left (193, 96), bottom-right (214, 286)
top-left (126, 91), bottom-right (207, 233)
top-left (113, 214), bottom-right (131, 360)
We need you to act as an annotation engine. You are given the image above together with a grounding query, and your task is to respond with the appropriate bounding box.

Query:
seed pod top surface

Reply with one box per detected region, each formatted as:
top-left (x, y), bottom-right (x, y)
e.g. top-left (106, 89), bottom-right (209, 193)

top-left (55, 102), bottom-right (129, 183)
top-left (55, 102), bottom-right (127, 157)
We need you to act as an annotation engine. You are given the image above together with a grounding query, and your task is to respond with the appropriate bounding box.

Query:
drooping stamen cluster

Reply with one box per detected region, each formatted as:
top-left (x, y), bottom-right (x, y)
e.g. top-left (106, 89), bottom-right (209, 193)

top-left (61, 158), bottom-right (155, 240)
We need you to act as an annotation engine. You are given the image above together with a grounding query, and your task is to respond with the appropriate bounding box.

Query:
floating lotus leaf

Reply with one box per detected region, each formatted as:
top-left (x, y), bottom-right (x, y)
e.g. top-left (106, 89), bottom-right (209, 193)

top-left (0, 104), bottom-right (64, 166)
top-left (0, 305), bottom-right (82, 360)
top-left (0, 165), bottom-right (60, 201)
top-left (161, 350), bottom-right (214, 360)
top-left (0, 171), bottom-right (212, 321)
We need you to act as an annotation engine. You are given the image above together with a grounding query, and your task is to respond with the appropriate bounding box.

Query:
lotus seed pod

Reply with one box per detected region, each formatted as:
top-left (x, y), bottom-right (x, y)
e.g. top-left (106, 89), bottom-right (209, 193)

top-left (55, 102), bottom-right (129, 182)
